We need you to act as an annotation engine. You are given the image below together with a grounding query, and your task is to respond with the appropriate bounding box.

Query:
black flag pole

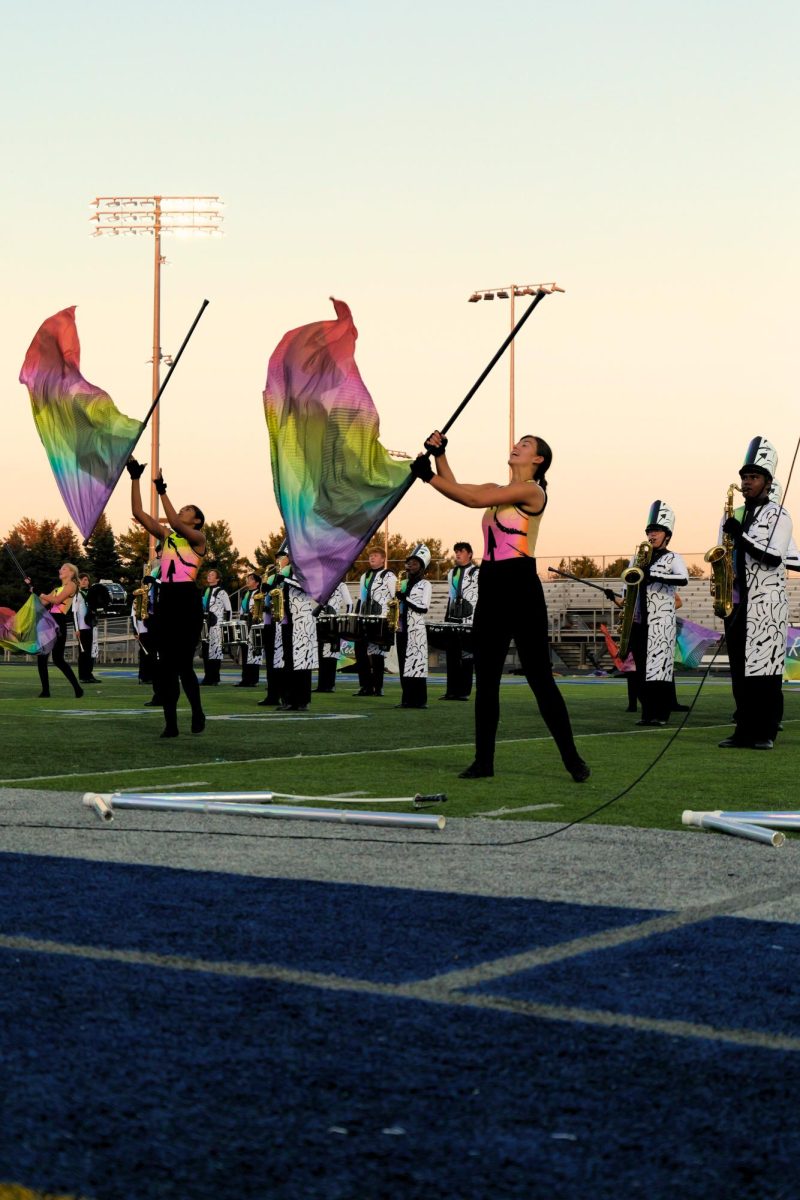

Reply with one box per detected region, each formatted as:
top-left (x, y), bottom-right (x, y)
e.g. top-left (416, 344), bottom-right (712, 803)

top-left (547, 566), bottom-right (620, 598)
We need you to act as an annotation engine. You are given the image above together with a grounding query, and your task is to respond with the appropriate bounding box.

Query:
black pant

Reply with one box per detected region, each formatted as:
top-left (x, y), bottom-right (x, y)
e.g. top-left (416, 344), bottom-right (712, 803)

top-left (445, 641), bottom-right (473, 698)
top-left (317, 637), bottom-right (338, 692)
top-left (355, 639), bottom-right (385, 694)
top-left (153, 583), bottom-right (204, 732)
top-left (630, 623), bottom-right (672, 723)
top-left (725, 604), bottom-right (783, 742)
top-left (37, 613), bottom-right (81, 696)
top-left (138, 628), bottom-right (155, 684)
top-left (77, 627), bottom-right (95, 680)
top-left (397, 632), bottom-right (427, 707)
top-left (472, 559), bottom-right (580, 771)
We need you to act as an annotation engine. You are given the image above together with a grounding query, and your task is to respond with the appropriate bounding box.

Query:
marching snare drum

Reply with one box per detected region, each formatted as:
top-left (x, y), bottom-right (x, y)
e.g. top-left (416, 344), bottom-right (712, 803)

top-left (335, 613), bottom-right (392, 646)
top-left (425, 622), bottom-right (473, 653)
top-left (221, 619), bottom-right (249, 650)
top-left (250, 624), bottom-right (265, 654)
top-left (316, 613), bottom-right (341, 647)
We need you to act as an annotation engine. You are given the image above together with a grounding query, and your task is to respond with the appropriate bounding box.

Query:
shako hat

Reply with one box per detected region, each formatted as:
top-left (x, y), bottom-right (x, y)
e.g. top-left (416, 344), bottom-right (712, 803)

top-left (645, 500), bottom-right (675, 536)
top-left (407, 543), bottom-right (431, 571)
top-left (740, 437), bottom-right (777, 481)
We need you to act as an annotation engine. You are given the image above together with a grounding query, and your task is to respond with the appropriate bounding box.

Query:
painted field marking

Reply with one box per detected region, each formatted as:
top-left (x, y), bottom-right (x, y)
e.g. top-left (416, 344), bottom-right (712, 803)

top-left (46, 710), bottom-right (365, 723)
top-left (478, 803), bottom-right (562, 818)
top-left (1, 924), bottom-right (799, 1055)
top-left (117, 781), bottom-right (209, 792)
top-left (0, 723), bottom-right (746, 786)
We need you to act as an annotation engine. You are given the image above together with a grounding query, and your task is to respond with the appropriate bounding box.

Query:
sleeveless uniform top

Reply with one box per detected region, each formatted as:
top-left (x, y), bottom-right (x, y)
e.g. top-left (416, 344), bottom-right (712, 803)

top-left (160, 533), bottom-right (204, 584)
top-left (481, 489), bottom-right (547, 561)
top-left (50, 584), bottom-right (75, 614)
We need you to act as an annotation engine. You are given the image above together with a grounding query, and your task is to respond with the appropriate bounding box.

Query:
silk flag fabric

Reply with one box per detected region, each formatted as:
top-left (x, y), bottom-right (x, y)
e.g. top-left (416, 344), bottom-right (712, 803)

top-left (20, 307), bottom-right (144, 541)
top-left (264, 299), bottom-right (412, 603)
top-left (784, 627), bottom-right (800, 681)
top-left (674, 617), bottom-right (722, 669)
top-left (0, 596), bottom-right (58, 656)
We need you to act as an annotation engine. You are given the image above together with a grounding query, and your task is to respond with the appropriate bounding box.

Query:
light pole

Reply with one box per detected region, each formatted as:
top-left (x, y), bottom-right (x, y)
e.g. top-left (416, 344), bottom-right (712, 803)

top-left (90, 195), bottom-right (223, 552)
top-left (468, 282), bottom-right (563, 460)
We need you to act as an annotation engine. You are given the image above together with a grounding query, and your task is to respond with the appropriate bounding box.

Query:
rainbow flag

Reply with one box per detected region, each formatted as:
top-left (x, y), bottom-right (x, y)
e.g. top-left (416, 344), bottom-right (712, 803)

top-left (20, 307), bottom-right (144, 541)
top-left (0, 596), bottom-right (58, 656)
top-left (675, 617), bottom-right (722, 668)
top-left (785, 627), bottom-right (800, 681)
top-left (264, 299), bottom-right (412, 603)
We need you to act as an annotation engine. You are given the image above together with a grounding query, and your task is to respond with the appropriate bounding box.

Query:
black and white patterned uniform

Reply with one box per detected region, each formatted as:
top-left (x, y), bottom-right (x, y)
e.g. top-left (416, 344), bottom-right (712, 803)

top-left (202, 585), bottom-right (232, 662)
top-left (274, 578), bottom-right (319, 672)
top-left (240, 590), bottom-right (263, 667)
top-left (399, 578), bottom-right (432, 678)
top-left (321, 581), bottom-right (352, 661)
top-left (358, 568), bottom-right (397, 656)
top-left (728, 500), bottom-right (792, 677)
top-left (629, 551), bottom-right (688, 682)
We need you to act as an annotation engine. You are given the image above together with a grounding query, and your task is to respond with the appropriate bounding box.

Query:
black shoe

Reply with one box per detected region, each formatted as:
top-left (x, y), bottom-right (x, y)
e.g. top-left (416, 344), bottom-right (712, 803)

top-left (74, 687), bottom-right (84, 699)
top-left (373, 691), bottom-right (384, 697)
top-left (718, 736), bottom-right (744, 748)
top-left (160, 727), bottom-right (179, 739)
top-left (752, 739), bottom-right (774, 750)
top-left (80, 677), bottom-right (101, 684)
top-left (452, 696), bottom-right (470, 701)
top-left (191, 714), bottom-right (206, 734)
top-left (257, 698), bottom-right (276, 707)
top-left (624, 705), bottom-right (638, 713)
top-left (636, 719), bottom-right (666, 727)
top-left (38, 691), bottom-right (50, 699)
top-left (567, 758), bottom-right (591, 783)
top-left (286, 704), bottom-right (308, 712)
top-left (672, 703), bottom-right (690, 712)
top-left (352, 689), bottom-right (372, 696)
top-left (458, 762), bottom-right (494, 779)
top-left (439, 694), bottom-right (456, 701)
top-left (394, 703), bottom-right (410, 709)
top-left (312, 688), bottom-right (334, 694)
top-left (143, 699), bottom-right (160, 707)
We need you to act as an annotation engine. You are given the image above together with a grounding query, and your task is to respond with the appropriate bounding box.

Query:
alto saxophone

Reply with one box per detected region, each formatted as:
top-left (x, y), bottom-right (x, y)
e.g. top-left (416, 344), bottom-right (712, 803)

top-left (704, 484), bottom-right (738, 620)
top-left (132, 571), bottom-right (152, 621)
top-left (387, 572), bottom-right (404, 633)
top-left (618, 541), bottom-right (653, 658)
top-left (269, 576), bottom-right (285, 622)
top-left (251, 584), bottom-right (266, 622)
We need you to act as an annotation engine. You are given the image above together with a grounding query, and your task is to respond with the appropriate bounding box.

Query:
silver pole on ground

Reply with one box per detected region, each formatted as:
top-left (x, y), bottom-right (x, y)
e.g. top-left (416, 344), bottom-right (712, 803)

top-left (83, 793), bottom-right (446, 831)
top-left (682, 811), bottom-right (785, 847)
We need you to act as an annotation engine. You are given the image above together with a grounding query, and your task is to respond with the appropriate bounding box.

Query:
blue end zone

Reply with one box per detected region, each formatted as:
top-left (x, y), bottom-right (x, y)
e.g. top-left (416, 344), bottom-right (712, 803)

top-left (0, 852), bottom-right (658, 983)
top-left (473, 916), bottom-right (800, 1036)
top-left (2, 951), bottom-right (799, 1200)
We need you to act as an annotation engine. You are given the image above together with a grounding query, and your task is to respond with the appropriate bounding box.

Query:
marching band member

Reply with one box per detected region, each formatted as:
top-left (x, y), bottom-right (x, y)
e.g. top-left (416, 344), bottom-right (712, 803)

top-left (139, 547), bottom-right (162, 702)
top-left (236, 572), bottom-right (263, 687)
top-left (272, 546), bottom-right (318, 711)
top-left (200, 567), bottom-right (232, 686)
top-left (257, 557), bottom-right (284, 707)
top-left (441, 541), bottom-right (479, 701)
top-left (30, 563), bottom-right (83, 699)
top-left (353, 546), bottom-right (396, 697)
top-left (128, 457), bottom-right (206, 738)
top-left (717, 437), bottom-right (792, 750)
top-left (412, 431), bottom-right (589, 782)
top-left (314, 579), bottom-right (352, 693)
top-left (395, 544), bottom-right (432, 709)
top-left (73, 572), bottom-right (101, 684)
top-left (614, 502), bottom-right (688, 726)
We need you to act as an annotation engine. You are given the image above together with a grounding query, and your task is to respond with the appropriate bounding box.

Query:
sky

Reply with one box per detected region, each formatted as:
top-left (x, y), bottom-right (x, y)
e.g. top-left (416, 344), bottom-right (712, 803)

top-left (2, 0), bottom-right (798, 571)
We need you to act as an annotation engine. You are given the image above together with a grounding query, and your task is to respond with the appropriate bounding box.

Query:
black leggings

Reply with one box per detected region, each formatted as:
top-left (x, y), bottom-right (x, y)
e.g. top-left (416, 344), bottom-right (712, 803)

top-left (154, 584), bottom-right (204, 731)
top-left (37, 613), bottom-right (81, 696)
top-left (472, 559), bottom-right (581, 770)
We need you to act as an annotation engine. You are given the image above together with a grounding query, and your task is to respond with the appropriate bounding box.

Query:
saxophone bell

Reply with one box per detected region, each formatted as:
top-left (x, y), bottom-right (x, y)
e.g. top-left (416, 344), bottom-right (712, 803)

top-left (618, 542), bottom-right (652, 658)
top-left (704, 484), bottom-right (740, 619)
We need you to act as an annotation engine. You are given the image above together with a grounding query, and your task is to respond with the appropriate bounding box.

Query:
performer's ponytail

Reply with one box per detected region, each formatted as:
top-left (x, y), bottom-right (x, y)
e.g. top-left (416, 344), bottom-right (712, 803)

top-left (532, 436), bottom-right (552, 490)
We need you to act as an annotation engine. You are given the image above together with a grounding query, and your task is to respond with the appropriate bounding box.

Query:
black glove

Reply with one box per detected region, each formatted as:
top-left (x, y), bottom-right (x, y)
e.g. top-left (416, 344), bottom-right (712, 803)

top-left (603, 589), bottom-right (619, 602)
top-left (722, 516), bottom-right (743, 539)
top-left (312, 605), bottom-right (323, 619)
top-left (424, 432), bottom-right (448, 458)
top-left (409, 455), bottom-right (434, 483)
top-left (154, 473), bottom-right (168, 496)
top-left (126, 457), bottom-right (146, 479)
top-left (207, 612), bottom-right (218, 627)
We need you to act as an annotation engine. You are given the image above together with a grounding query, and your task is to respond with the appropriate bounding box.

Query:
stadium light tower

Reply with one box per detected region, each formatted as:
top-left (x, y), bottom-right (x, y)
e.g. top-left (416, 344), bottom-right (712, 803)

top-left (90, 195), bottom-right (223, 546)
top-left (467, 282), bottom-right (563, 461)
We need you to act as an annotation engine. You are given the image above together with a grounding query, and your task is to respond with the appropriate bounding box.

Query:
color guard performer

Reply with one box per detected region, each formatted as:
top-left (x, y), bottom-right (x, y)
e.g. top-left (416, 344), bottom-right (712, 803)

top-left (717, 437), bottom-right (792, 750)
top-left (615, 502), bottom-right (688, 726)
top-left (257, 557), bottom-right (284, 707)
top-left (395, 544), bottom-right (432, 709)
top-left (236, 572), bottom-right (263, 687)
top-left (200, 568), bottom-right (232, 686)
top-left (73, 572), bottom-right (102, 684)
top-left (30, 563), bottom-right (83, 699)
top-left (353, 546), bottom-right (397, 697)
top-left (128, 458), bottom-right (206, 738)
top-left (441, 541), bottom-right (479, 701)
top-left (412, 431), bottom-right (589, 782)
top-left (314, 579), bottom-right (352, 693)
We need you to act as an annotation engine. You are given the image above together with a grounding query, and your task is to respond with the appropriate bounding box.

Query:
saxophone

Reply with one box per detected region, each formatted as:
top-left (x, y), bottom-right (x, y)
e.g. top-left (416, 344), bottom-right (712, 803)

top-left (251, 583), bottom-right (266, 622)
top-left (386, 572), bottom-right (404, 633)
top-left (269, 572), bottom-right (285, 622)
top-left (704, 484), bottom-right (738, 620)
top-left (132, 571), bottom-right (152, 621)
top-left (618, 541), bottom-right (653, 658)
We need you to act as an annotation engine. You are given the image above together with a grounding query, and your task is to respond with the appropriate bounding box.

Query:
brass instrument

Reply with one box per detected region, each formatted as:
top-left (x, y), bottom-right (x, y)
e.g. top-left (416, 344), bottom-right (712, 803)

top-left (704, 484), bottom-right (739, 620)
top-left (387, 572), bottom-right (404, 633)
top-left (618, 541), bottom-right (653, 657)
top-left (251, 583), bottom-right (266, 622)
top-left (132, 572), bottom-right (152, 622)
top-left (269, 575), bottom-right (285, 623)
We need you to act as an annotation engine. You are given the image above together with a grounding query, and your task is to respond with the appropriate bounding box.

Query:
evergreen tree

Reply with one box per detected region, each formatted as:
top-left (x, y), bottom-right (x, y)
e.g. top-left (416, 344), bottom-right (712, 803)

top-left (116, 522), bottom-right (151, 590)
top-left (203, 520), bottom-right (245, 592)
top-left (84, 514), bottom-right (121, 582)
top-left (252, 527), bottom-right (287, 575)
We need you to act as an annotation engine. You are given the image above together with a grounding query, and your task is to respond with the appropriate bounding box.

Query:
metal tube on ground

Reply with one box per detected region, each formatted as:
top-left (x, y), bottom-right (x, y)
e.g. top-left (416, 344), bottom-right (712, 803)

top-left (682, 811), bottom-right (784, 847)
top-left (83, 793), bottom-right (446, 830)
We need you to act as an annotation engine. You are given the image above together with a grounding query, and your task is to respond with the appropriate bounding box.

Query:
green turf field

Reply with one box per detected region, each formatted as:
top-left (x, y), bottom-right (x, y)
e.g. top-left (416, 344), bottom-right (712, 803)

top-left (0, 663), bottom-right (797, 828)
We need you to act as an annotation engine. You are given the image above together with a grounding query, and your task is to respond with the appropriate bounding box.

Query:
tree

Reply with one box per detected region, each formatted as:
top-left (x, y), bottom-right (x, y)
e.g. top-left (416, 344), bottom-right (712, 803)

top-left (204, 520), bottom-right (246, 591)
top-left (252, 527), bottom-right (287, 575)
top-left (604, 557), bottom-right (630, 578)
top-left (687, 562), bottom-right (707, 578)
top-left (567, 556), bottom-right (601, 578)
top-left (0, 518), bottom-right (84, 608)
top-left (84, 514), bottom-right (121, 582)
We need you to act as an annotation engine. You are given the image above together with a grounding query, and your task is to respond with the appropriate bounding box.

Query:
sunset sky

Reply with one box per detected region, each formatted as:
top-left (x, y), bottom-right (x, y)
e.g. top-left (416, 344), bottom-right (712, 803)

top-left (2, 0), bottom-right (798, 572)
